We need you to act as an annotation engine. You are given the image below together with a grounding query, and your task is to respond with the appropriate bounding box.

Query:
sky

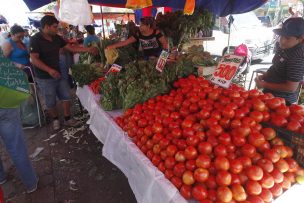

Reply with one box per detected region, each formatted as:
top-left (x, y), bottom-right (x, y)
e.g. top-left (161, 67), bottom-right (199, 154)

top-left (0, 0), bottom-right (29, 26)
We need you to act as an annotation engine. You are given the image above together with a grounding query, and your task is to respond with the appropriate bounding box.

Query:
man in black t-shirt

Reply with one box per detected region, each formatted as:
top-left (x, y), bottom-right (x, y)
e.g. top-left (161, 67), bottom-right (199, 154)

top-left (255, 18), bottom-right (304, 104)
top-left (30, 16), bottom-right (97, 130)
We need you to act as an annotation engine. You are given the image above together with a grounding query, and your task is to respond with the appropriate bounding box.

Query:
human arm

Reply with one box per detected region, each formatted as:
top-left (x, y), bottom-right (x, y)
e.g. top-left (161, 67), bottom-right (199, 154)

top-left (156, 31), bottom-right (169, 50)
top-left (2, 41), bottom-right (13, 58)
top-left (63, 43), bottom-right (98, 55)
top-left (106, 37), bottom-right (137, 49)
top-left (255, 77), bottom-right (299, 92)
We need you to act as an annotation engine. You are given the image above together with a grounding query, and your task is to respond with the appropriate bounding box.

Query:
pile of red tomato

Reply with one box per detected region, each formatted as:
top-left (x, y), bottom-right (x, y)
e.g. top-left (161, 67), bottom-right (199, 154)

top-left (89, 76), bottom-right (105, 94)
top-left (115, 75), bottom-right (304, 202)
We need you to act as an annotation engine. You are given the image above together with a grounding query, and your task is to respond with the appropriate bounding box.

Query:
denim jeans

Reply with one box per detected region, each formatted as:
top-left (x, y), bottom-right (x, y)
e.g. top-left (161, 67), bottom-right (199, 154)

top-left (0, 108), bottom-right (37, 189)
top-left (36, 78), bottom-right (71, 109)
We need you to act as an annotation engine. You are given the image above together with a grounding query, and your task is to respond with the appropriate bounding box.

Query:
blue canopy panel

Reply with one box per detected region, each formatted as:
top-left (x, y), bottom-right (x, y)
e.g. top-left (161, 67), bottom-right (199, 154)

top-left (23, 0), bottom-right (53, 11)
top-left (23, 0), bottom-right (267, 16)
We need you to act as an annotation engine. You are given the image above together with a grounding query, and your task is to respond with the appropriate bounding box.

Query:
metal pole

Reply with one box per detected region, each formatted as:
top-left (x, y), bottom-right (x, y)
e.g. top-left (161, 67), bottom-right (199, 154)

top-left (100, 6), bottom-right (106, 40)
top-left (227, 15), bottom-right (234, 54)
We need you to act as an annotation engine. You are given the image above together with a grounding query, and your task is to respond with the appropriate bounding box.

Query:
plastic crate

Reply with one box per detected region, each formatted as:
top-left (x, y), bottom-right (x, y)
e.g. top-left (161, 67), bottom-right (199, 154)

top-left (262, 122), bottom-right (304, 167)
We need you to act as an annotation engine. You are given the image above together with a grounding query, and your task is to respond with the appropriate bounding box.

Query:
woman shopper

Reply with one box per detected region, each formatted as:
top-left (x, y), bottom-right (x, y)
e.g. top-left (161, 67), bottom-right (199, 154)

top-left (107, 17), bottom-right (169, 59)
top-left (2, 25), bottom-right (32, 81)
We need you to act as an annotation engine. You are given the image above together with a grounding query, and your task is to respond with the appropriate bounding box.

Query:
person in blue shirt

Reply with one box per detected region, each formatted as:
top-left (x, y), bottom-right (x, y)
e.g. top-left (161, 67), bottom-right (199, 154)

top-left (83, 25), bottom-right (99, 47)
top-left (2, 25), bottom-right (30, 68)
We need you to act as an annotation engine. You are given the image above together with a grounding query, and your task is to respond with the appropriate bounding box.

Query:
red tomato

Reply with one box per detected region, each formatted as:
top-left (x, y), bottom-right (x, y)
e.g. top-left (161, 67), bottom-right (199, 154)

top-left (270, 169), bottom-right (284, 183)
top-left (177, 139), bottom-right (187, 150)
top-left (152, 155), bottom-right (161, 166)
top-left (194, 168), bottom-right (209, 183)
top-left (171, 176), bottom-right (183, 189)
top-left (185, 160), bottom-right (197, 171)
top-left (173, 163), bottom-right (186, 177)
top-left (280, 176), bottom-right (291, 190)
top-left (257, 158), bottom-right (274, 173)
top-left (182, 170), bottom-right (195, 185)
top-left (192, 185), bottom-right (208, 201)
top-left (247, 195), bottom-right (264, 203)
top-left (180, 184), bottom-right (192, 199)
top-left (222, 107), bottom-right (235, 119)
top-left (165, 157), bottom-right (176, 169)
top-left (214, 156), bottom-right (230, 171)
top-left (175, 151), bottom-right (186, 162)
top-left (274, 159), bottom-right (289, 173)
top-left (206, 175), bottom-right (217, 189)
top-left (217, 186), bottom-right (233, 203)
top-left (287, 121), bottom-right (301, 132)
top-left (208, 124), bottom-right (223, 136)
top-left (252, 98), bottom-right (266, 111)
top-left (266, 98), bottom-right (282, 110)
top-left (276, 105), bottom-right (291, 118)
top-left (231, 184), bottom-right (247, 202)
top-left (186, 135), bottom-right (200, 147)
top-left (198, 142), bottom-right (213, 155)
top-left (246, 180), bottom-right (262, 195)
top-left (248, 132), bottom-right (266, 147)
top-left (261, 128), bottom-right (276, 141)
top-left (238, 156), bottom-right (252, 168)
top-left (269, 183), bottom-right (283, 197)
top-left (250, 111), bottom-right (264, 123)
top-left (264, 149), bottom-right (280, 163)
top-left (246, 166), bottom-right (264, 181)
top-left (230, 159), bottom-right (243, 174)
top-left (290, 104), bottom-right (304, 116)
top-left (218, 133), bottom-right (231, 145)
top-left (241, 144), bottom-right (256, 158)
top-left (184, 146), bottom-right (198, 160)
top-left (213, 145), bottom-right (227, 157)
top-left (271, 114), bottom-right (288, 127)
top-left (166, 145), bottom-right (178, 157)
top-left (216, 170), bottom-right (232, 186)
top-left (196, 155), bottom-right (211, 169)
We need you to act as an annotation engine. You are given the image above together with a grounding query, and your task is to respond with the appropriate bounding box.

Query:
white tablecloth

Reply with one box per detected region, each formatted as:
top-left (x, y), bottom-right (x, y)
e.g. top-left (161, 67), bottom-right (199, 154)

top-left (76, 86), bottom-right (187, 203)
top-left (76, 86), bottom-right (304, 203)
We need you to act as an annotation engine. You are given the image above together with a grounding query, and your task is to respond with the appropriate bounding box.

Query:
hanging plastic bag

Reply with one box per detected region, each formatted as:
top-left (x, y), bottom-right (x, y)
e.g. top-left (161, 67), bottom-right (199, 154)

top-left (234, 44), bottom-right (249, 57)
top-left (184, 0), bottom-right (195, 15)
top-left (20, 85), bottom-right (39, 127)
top-left (126, 0), bottom-right (152, 9)
top-left (59, 0), bottom-right (93, 26)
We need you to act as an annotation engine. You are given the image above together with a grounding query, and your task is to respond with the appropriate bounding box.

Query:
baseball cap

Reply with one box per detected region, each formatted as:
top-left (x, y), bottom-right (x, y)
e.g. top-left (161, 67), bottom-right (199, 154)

top-left (273, 17), bottom-right (304, 37)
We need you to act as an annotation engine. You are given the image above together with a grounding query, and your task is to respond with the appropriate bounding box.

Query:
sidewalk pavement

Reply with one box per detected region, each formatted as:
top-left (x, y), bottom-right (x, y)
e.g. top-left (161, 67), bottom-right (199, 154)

top-left (0, 114), bottom-right (136, 203)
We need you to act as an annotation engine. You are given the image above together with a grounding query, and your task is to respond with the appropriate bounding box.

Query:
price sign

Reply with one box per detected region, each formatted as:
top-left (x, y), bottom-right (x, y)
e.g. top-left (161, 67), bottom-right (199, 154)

top-left (209, 54), bottom-right (244, 88)
top-left (105, 64), bottom-right (122, 77)
top-left (156, 50), bottom-right (169, 72)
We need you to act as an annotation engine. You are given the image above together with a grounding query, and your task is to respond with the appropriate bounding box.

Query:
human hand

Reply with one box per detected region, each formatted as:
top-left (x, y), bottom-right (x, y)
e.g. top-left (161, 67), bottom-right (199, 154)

top-left (255, 77), bottom-right (265, 89)
top-left (48, 69), bottom-right (61, 79)
top-left (14, 63), bottom-right (25, 69)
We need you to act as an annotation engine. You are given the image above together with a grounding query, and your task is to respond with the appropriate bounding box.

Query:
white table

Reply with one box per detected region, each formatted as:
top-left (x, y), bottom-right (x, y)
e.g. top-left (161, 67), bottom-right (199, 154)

top-left (76, 86), bottom-right (304, 203)
top-left (76, 86), bottom-right (187, 203)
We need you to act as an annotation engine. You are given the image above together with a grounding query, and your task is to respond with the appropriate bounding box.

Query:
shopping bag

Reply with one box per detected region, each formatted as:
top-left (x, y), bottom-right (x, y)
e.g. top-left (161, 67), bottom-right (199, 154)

top-left (59, 0), bottom-right (93, 26)
top-left (234, 44), bottom-right (248, 57)
top-left (184, 0), bottom-right (195, 15)
top-left (0, 49), bottom-right (30, 108)
top-left (126, 0), bottom-right (152, 9)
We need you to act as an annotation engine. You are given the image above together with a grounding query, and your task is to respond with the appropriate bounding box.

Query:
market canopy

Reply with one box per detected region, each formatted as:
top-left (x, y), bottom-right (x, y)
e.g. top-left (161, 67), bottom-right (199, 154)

top-left (23, 0), bottom-right (268, 16)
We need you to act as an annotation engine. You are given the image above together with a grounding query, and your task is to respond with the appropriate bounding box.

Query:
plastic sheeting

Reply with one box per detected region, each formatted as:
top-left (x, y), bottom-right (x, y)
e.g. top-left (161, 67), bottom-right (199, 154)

top-left (76, 86), bottom-right (187, 203)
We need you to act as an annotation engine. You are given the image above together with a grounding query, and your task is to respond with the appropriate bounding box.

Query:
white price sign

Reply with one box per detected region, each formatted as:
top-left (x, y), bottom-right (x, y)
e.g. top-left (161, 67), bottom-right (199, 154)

top-left (156, 50), bottom-right (169, 72)
top-left (209, 54), bottom-right (244, 88)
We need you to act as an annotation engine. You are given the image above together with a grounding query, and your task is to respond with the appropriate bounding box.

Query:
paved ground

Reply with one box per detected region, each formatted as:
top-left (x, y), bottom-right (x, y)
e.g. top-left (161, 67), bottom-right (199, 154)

top-left (0, 107), bottom-right (136, 203)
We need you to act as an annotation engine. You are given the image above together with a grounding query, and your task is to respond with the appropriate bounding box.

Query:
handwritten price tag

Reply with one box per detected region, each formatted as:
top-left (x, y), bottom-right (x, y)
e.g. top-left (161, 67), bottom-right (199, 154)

top-left (209, 54), bottom-right (244, 88)
top-left (156, 50), bottom-right (169, 72)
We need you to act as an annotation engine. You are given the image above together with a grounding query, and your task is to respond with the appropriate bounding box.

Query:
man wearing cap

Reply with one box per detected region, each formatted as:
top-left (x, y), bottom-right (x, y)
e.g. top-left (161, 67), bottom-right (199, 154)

top-left (255, 17), bottom-right (304, 105)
